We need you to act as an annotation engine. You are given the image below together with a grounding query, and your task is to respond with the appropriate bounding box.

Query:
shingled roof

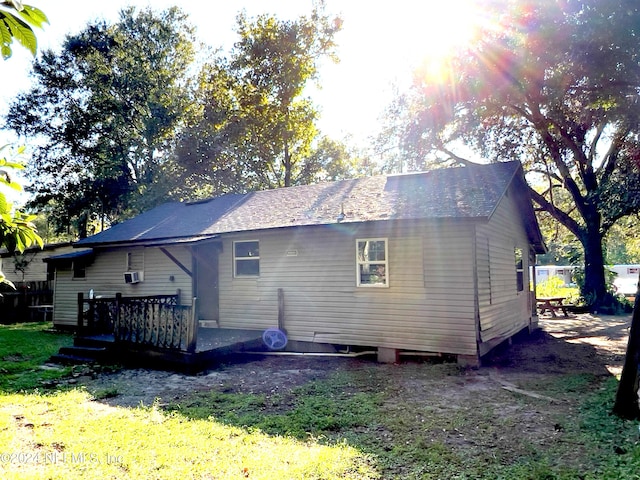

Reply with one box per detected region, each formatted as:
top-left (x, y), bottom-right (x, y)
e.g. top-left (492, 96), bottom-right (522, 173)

top-left (74, 161), bottom-right (545, 252)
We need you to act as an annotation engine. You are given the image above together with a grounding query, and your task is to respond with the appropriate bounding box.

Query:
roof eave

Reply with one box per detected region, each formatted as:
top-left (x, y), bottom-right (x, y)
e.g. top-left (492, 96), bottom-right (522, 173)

top-left (73, 234), bottom-right (220, 249)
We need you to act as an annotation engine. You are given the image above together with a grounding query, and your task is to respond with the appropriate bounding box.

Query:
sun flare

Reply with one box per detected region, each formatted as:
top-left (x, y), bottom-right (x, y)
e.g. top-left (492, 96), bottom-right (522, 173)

top-left (408, 0), bottom-right (487, 83)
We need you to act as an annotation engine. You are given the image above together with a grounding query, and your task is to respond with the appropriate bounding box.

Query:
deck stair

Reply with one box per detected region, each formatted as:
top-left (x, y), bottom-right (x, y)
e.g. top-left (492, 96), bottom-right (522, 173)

top-left (49, 335), bottom-right (115, 365)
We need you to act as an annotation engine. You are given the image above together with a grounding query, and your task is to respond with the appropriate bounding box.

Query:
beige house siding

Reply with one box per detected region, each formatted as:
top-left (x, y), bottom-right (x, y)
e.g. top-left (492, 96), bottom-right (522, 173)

top-left (52, 245), bottom-right (192, 328)
top-left (476, 189), bottom-right (532, 345)
top-left (2, 245), bottom-right (74, 283)
top-left (217, 220), bottom-right (479, 355)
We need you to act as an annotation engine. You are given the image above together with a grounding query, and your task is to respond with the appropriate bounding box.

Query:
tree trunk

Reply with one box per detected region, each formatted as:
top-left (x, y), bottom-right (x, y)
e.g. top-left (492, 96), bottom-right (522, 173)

top-left (612, 272), bottom-right (640, 419)
top-left (283, 138), bottom-right (291, 187)
top-left (580, 221), bottom-right (608, 308)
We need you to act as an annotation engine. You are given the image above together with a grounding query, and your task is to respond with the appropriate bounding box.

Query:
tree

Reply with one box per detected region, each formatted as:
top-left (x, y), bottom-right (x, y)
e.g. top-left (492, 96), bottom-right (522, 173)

top-left (0, 145), bottom-right (42, 287)
top-left (0, 1), bottom-right (45, 286)
top-left (604, 216), bottom-right (640, 265)
top-left (176, 3), bottom-right (343, 194)
top-left (613, 275), bottom-right (640, 419)
top-left (5, 7), bottom-right (195, 237)
top-left (382, 0), bottom-right (640, 309)
top-left (0, 0), bottom-right (47, 60)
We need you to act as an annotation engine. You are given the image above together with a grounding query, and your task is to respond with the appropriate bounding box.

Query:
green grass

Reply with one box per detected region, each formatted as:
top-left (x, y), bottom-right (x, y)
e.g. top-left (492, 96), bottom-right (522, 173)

top-left (0, 390), bottom-right (375, 480)
top-left (0, 322), bottom-right (73, 392)
top-left (0, 323), bottom-right (376, 479)
top-left (168, 369), bottom-right (385, 439)
top-left (168, 365), bottom-right (640, 479)
top-left (3, 323), bottom-right (640, 479)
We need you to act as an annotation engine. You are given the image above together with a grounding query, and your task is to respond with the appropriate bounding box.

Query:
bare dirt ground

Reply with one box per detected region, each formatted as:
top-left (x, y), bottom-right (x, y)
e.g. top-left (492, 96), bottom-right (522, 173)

top-left (62, 312), bottom-right (632, 470)
top-left (73, 312), bottom-right (630, 408)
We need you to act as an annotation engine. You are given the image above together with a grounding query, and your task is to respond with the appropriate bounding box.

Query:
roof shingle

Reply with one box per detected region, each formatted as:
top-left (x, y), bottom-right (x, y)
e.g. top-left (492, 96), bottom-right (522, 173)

top-left (75, 161), bottom-right (531, 247)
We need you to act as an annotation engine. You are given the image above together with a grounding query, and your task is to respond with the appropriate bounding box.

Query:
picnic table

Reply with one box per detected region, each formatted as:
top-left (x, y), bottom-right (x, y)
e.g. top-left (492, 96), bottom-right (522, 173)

top-left (28, 304), bottom-right (54, 322)
top-left (537, 297), bottom-right (568, 317)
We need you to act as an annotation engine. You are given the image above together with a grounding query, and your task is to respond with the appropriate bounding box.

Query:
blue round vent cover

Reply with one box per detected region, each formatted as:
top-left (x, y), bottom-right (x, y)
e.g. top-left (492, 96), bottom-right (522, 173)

top-left (262, 328), bottom-right (288, 350)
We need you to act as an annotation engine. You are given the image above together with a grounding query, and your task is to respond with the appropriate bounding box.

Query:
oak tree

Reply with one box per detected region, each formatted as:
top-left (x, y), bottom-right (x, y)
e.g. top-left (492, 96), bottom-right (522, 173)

top-left (382, 0), bottom-right (640, 309)
top-left (5, 7), bottom-right (195, 236)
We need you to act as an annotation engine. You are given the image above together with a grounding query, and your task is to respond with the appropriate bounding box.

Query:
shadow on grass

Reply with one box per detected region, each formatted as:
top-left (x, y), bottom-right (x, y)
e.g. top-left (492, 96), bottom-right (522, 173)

top-left (154, 317), bottom-right (633, 479)
top-left (6, 316), bottom-right (635, 479)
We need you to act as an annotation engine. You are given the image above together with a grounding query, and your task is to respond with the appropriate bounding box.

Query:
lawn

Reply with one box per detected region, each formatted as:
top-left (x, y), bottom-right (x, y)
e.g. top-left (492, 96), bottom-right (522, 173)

top-left (1, 320), bottom-right (640, 479)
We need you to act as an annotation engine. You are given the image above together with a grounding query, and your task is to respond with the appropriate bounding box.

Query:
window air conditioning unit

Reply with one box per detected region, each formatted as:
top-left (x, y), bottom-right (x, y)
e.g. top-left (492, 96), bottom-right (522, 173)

top-left (124, 271), bottom-right (141, 284)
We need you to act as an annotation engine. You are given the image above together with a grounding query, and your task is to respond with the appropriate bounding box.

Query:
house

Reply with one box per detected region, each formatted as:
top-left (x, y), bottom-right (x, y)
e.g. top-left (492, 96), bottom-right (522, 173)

top-left (46, 161), bottom-right (546, 366)
top-left (0, 242), bottom-right (74, 284)
top-left (0, 242), bottom-right (73, 323)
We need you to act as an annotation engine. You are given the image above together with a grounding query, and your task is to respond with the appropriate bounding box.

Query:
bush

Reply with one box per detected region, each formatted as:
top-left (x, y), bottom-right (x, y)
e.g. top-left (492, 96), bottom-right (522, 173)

top-left (536, 276), bottom-right (581, 304)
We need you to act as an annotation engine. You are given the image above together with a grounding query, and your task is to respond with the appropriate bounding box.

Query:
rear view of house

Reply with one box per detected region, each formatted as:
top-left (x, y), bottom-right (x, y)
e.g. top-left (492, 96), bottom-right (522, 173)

top-left (46, 161), bottom-right (545, 366)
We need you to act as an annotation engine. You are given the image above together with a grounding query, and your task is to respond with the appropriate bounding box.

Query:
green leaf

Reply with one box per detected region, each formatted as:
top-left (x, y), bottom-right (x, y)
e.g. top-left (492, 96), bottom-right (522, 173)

top-left (2, 12), bottom-right (36, 56)
top-left (0, 195), bottom-right (11, 216)
top-left (5, 179), bottom-right (22, 191)
top-left (15, 5), bottom-right (48, 29)
top-left (0, 161), bottom-right (25, 169)
top-left (0, 18), bottom-right (12, 59)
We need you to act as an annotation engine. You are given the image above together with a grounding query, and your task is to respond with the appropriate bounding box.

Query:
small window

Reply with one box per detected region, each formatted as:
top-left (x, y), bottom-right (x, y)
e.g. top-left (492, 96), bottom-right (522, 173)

top-left (234, 241), bottom-right (260, 277)
top-left (515, 247), bottom-right (524, 292)
top-left (357, 238), bottom-right (388, 287)
top-left (126, 250), bottom-right (144, 271)
top-left (73, 261), bottom-right (86, 279)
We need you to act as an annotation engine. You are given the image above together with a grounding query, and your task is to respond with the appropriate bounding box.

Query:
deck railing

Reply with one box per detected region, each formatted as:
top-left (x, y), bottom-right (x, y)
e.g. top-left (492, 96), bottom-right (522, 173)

top-left (77, 291), bottom-right (197, 352)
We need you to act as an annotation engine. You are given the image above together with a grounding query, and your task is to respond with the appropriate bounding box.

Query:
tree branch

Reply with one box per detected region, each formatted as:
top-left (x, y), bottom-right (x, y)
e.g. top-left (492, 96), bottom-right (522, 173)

top-left (529, 186), bottom-right (584, 240)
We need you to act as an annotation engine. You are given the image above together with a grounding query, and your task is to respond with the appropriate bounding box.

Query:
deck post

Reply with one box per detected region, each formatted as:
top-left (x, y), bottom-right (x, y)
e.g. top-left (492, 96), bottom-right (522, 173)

top-left (77, 292), bottom-right (84, 334)
top-left (186, 297), bottom-right (198, 353)
top-left (115, 293), bottom-right (122, 339)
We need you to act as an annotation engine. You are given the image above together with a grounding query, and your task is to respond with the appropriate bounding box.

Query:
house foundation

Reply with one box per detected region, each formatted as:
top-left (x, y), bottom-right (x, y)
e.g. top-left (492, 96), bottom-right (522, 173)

top-left (377, 347), bottom-right (399, 363)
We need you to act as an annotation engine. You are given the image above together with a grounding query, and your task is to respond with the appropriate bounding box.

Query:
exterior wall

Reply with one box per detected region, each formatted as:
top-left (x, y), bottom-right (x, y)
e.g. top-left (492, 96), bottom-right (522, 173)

top-left (216, 219), bottom-right (479, 356)
top-left (475, 189), bottom-right (533, 348)
top-left (2, 245), bottom-right (74, 283)
top-left (52, 245), bottom-right (193, 328)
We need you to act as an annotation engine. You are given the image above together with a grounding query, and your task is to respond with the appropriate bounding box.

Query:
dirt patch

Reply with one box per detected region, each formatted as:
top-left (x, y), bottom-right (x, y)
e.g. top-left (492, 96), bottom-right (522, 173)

top-left (74, 312), bottom-right (630, 408)
top-left (69, 312), bottom-right (631, 467)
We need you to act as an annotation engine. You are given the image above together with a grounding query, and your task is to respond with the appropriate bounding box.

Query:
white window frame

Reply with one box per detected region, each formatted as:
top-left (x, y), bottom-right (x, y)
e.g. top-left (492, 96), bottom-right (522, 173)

top-left (125, 250), bottom-right (144, 271)
top-left (515, 247), bottom-right (524, 292)
top-left (356, 238), bottom-right (389, 287)
top-left (233, 240), bottom-right (260, 278)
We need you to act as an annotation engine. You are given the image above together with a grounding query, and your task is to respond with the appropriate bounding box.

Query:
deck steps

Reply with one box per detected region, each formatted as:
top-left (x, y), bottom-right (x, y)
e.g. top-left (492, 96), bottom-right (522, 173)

top-left (49, 335), bottom-right (115, 365)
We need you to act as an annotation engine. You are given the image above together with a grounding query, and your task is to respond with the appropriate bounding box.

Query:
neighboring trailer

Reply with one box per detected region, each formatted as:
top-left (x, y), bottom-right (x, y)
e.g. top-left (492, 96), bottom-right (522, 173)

top-left (532, 264), bottom-right (639, 296)
top-left (609, 265), bottom-right (640, 296)
top-left (533, 265), bottom-right (576, 287)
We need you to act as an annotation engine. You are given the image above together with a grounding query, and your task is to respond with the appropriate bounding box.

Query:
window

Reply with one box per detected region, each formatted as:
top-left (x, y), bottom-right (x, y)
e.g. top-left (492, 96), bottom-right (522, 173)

top-left (73, 261), bottom-right (86, 279)
top-left (234, 241), bottom-right (260, 277)
top-left (357, 238), bottom-right (388, 287)
top-left (126, 250), bottom-right (144, 271)
top-left (515, 247), bottom-right (524, 292)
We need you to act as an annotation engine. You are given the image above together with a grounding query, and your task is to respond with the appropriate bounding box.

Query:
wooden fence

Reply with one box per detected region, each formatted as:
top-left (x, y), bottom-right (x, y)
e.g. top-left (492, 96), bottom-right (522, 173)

top-left (0, 281), bottom-right (53, 323)
top-left (78, 290), bottom-right (196, 352)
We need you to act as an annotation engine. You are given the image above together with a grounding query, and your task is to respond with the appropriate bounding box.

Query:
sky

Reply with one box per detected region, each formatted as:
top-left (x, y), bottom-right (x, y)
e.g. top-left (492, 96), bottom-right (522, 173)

top-left (0, 0), bottom-right (481, 147)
